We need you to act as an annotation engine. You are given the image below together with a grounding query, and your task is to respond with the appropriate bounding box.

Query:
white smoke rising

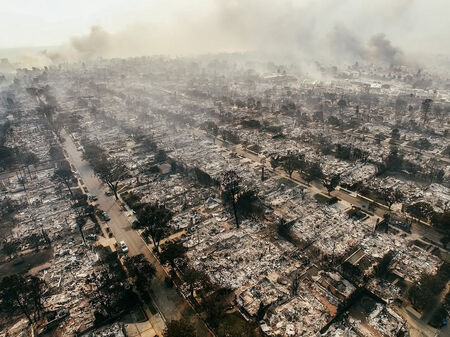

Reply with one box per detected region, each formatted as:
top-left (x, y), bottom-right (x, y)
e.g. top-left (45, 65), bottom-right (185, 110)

top-left (70, 26), bottom-right (112, 59)
top-left (3, 0), bottom-right (449, 69)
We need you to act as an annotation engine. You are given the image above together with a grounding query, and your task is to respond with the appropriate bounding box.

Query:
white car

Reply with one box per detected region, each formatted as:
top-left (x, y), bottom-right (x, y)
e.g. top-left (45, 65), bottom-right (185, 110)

top-left (120, 241), bottom-right (128, 253)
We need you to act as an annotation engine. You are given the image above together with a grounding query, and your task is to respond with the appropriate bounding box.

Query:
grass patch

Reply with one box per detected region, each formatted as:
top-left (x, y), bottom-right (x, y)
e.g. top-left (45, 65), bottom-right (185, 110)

top-left (0, 247), bottom-right (53, 277)
top-left (279, 177), bottom-right (298, 188)
top-left (347, 208), bottom-right (367, 220)
top-left (217, 312), bottom-right (260, 337)
top-left (121, 191), bottom-right (144, 212)
top-left (314, 193), bottom-right (331, 204)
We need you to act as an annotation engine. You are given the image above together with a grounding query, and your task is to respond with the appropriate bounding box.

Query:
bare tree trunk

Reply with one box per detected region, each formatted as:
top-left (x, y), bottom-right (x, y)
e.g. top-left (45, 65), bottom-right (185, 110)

top-left (232, 201), bottom-right (239, 229)
top-left (78, 224), bottom-right (86, 245)
top-left (16, 298), bottom-right (33, 325)
top-left (154, 239), bottom-right (160, 254)
top-left (113, 182), bottom-right (119, 200)
top-left (65, 180), bottom-right (73, 197)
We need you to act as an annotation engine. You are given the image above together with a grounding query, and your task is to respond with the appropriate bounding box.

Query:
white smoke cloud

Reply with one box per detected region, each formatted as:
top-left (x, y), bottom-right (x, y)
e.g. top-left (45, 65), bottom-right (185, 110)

top-left (3, 0), bottom-right (449, 70)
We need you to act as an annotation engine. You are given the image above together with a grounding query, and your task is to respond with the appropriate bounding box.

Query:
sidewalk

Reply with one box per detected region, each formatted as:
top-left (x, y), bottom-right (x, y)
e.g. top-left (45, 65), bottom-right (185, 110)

top-left (125, 320), bottom-right (158, 337)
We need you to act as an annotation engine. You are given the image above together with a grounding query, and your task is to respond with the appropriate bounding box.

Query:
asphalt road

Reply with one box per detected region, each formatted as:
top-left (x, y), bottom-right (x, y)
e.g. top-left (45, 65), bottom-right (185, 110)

top-left (61, 131), bottom-right (211, 337)
top-left (62, 122), bottom-right (445, 336)
top-left (232, 136), bottom-right (445, 247)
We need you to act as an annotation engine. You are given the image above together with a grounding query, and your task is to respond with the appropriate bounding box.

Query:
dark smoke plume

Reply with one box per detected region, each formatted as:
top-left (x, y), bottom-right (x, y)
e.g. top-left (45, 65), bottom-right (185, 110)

top-left (368, 33), bottom-right (404, 65)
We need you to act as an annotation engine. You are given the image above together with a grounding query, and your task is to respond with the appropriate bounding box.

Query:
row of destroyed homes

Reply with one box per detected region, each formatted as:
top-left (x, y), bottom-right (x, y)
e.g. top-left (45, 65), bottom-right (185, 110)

top-left (1, 57), bottom-right (448, 336)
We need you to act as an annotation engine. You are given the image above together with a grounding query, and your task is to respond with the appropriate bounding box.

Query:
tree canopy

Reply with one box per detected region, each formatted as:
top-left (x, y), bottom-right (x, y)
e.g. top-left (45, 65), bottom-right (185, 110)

top-left (321, 174), bottom-right (340, 195)
top-left (164, 319), bottom-right (196, 337)
top-left (0, 274), bottom-right (46, 324)
top-left (136, 203), bottom-right (173, 252)
top-left (93, 157), bottom-right (127, 200)
top-left (222, 170), bottom-right (242, 228)
top-left (53, 167), bottom-right (75, 196)
top-left (160, 240), bottom-right (187, 268)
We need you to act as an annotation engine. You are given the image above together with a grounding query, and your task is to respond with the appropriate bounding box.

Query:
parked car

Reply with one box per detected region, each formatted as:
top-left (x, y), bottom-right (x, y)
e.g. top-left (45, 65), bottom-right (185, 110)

top-left (88, 194), bottom-right (98, 201)
top-left (120, 241), bottom-right (128, 253)
top-left (97, 210), bottom-right (110, 222)
top-left (86, 234), bottom-right (97, 241)
top-left (105, 225), bottom-right (113, 238)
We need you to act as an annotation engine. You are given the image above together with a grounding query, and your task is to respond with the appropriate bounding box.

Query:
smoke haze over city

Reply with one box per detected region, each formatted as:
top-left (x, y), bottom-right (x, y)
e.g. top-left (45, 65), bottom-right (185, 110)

top-left (1, 0), bottom-right (449, 69)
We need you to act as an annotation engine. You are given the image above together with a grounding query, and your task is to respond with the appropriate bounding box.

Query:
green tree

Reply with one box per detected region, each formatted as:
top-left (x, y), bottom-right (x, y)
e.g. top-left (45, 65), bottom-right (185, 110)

top-left (218, 317), bottom-right (257, 337)
top-left (124, 254), bottom-right (156, 290)
top-left (49, 145), bottom-right (64, 161)
top-left (1, 240), bottom-right (19, 260)
top-left (136, 203), bottom-right (173, 252)
top-left (94, 158), bottom-right (128, 200)
top-left (236, 190), bottom-right (264, 219)
top-left (374, 251), bottom-right (394, 278)
top-left (202, 287), bottom-right (233, 330)
top-left (140, 136), bottom-right (158, 153)
top-left (431, 211), bottom-right (450, 232)
top-left (303, 162), bottom-right (323, 183)
top-left (183, 267), bottom-right (210, 298)
top-left (389, 146), bottom-right (403, 166)
top-left (53, 167), bottom-right (75, 196)
top-left (391, 128), bottom-right (400, 140)
top-left (408, 269), bottom-right (448, 311)
top-left (406, 202), bottom-right (435, 222)
top-left (155, 149), bottom-right (167, 163)
top-left (88, 253), bottom-right (137, 322)
top-left (335, 144), bottom-right (352, 160)
top-left (429, 304), bottom-right (448, 328)
top-left (441, 235), bottom-right (450, 249)
top-left (321, 174), bottom-right (340, 195)
top-left (0, 146), bottom-right (16, 169)
top-left (380, 188), bottom-right (404, 210)
top-left (222, 170), bottom-right (241, 228)
top-left (22, 152), bottom-right (39, 179)
top-left (36, 103), bottom-right (57, 126)
top-left (337, 98), bottom-right (347, 114)
top-left (160, 241), bottom-right (187, 268)
top-left (82, 142), bottom-right (106, 163)
top-left (278, 219), bottom-right (294, 242)
top-left (394, 97), bottom-right (407, 113)
top-left (0, 197), bottom-right (20, 216)
top-left (0, 274), bottom-right (46, 324)
top-left (75, 215), bottom-right (87, 244)
top-left (280, 152), bottom-right (305, 178)
top-left (421, 98), bottom-right (433, 123)
top-left (269, 154), bottom-right (282, 169)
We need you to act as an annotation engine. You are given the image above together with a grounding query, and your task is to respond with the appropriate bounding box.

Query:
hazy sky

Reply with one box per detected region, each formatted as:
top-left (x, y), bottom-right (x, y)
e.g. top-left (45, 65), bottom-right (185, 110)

top-left (0, 0), bottom-right (212, 48)
top-left (1, 0), bottom-right (449, 66)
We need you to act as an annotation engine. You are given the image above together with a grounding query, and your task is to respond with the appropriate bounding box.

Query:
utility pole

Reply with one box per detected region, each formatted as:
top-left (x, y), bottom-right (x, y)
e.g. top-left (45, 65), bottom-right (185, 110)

top-left (331, 241), bottom-right (336, 266)
top-left (261, 157), bottom-right (266, 182)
